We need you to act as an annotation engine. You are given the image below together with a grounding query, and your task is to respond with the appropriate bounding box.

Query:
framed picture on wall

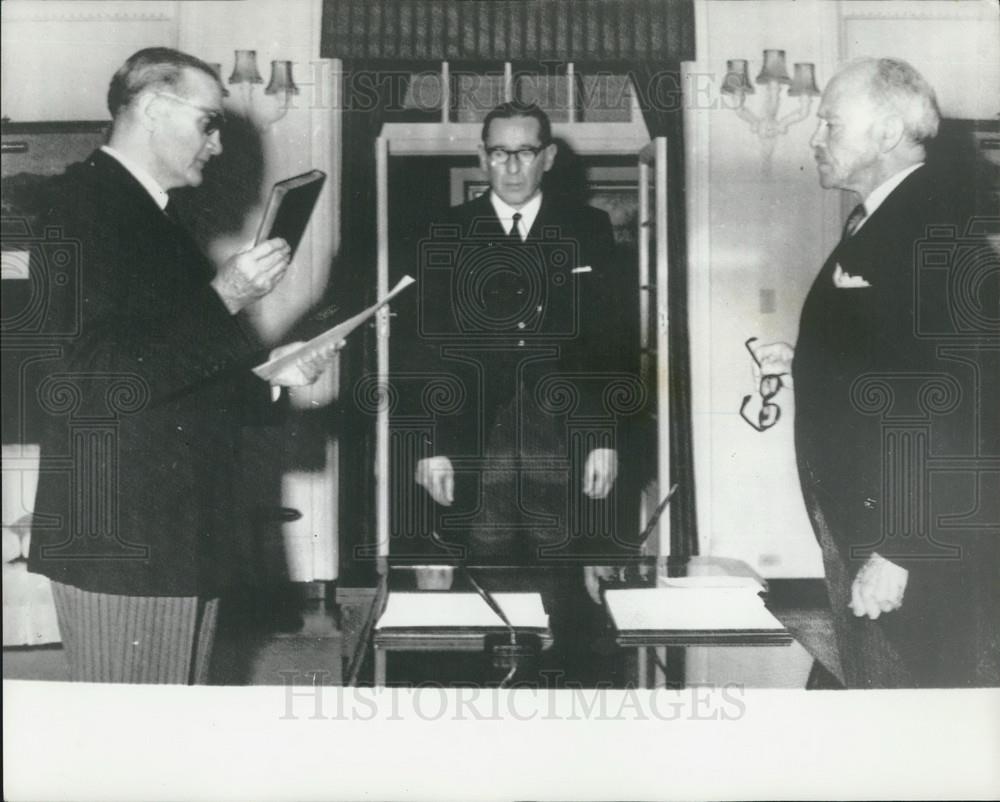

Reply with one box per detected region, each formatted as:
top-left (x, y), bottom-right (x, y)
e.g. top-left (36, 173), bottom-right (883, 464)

top-left (2, 122), bottom-right (110, 446)
top-left (2, 121), bottom-right (110, 229)
top-left (585, 167), bottom-right (640, 247)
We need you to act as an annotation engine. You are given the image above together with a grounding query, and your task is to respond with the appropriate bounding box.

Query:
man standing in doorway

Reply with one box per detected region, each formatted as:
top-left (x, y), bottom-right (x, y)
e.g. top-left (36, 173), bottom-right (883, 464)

top-left (410, 102), bottom-right (643, 676)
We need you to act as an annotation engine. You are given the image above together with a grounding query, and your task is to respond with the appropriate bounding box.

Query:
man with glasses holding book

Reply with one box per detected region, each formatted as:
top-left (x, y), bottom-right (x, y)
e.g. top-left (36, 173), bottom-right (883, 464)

top-left (26, 48), bottom-right (336, 683)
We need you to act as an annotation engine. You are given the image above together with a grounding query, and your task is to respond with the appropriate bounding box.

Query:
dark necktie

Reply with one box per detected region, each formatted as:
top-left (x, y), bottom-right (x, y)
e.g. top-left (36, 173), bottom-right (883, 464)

top-left (841, 203), bottom-right (866, 240)
top-left (508, 212), bottom-right (522, 242)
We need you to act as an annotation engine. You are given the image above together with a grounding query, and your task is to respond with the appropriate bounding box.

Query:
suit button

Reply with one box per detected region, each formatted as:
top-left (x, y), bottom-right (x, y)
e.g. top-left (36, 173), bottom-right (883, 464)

top-left (517, 339), bottom-right (525, 347)
top-left (517, 322), bottom-right (526, 329)
top-left (863, 497), bottom-right (878, 510)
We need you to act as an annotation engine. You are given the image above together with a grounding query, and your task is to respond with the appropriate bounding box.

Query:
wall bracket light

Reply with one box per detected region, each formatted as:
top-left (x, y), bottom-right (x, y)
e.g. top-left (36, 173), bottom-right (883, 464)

top-left (225, 50), bottom-right (300, 128)
top-left (722, 51), bottom-right (821, 140)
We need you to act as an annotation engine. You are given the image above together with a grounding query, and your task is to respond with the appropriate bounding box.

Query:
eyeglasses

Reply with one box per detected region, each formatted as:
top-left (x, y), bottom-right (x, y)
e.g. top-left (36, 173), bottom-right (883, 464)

top-left (485, 145), bottom-right (546, 167)
top-left (154, 92), bottom-right (225, 136)
top-left (740, 336), bottom-right (784, 432)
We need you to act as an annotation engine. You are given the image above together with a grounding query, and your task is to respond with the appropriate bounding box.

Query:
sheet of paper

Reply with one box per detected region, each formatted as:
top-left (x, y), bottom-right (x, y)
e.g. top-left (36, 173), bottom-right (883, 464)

top-left (376, 592), bottom-right (548, 631)
top-left (605, 587), bottom-right (785, 632)
top-left (657, 576), bottom-right (765, 591)
top-left (253, 275), bottom-right (415, 381)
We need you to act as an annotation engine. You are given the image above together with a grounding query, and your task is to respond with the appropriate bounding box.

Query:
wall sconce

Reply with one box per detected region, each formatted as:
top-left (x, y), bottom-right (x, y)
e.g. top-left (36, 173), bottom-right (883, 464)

top-left (225, 50), bottom-right (300, 127)
top-left (722, 50), bottom-right (820, 140)
top-left (229, 49), bottom-right (264, 86)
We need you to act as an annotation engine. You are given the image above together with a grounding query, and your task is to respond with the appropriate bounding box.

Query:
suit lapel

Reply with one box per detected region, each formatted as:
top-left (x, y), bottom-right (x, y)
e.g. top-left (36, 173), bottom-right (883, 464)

top-left (465, 193), bottom-right (505, 239)
top-left (89, 149), bottom-right (168, 222)
top-left (831, 166), bottom-right (930, 287)
top-left (88, 150), bottom-right (214, 283)
top-left (524, 193), bottom-right (560, 240)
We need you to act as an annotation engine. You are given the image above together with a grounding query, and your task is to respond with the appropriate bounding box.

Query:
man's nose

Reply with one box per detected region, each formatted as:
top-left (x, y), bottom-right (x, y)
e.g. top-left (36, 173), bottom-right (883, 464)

top-left (207, 130), bottom-right (223, 156)
top-left (808, 122), bottom-right (824, 150)
top-left (504, 156), bottom-right (522, 174)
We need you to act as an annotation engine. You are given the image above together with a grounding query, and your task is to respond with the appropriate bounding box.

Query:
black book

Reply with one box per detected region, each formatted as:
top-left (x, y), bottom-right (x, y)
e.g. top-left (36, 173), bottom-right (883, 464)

top-left (254, 169), bottom-right (326, 257)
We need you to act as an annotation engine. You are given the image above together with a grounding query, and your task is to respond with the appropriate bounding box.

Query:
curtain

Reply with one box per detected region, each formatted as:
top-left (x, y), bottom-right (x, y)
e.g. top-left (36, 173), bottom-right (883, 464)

top-left (321, 0), bottom-right (695, 64)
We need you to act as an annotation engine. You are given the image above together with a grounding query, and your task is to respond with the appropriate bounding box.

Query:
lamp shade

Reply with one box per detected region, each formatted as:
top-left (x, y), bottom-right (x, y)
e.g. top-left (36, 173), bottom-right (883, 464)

top-left (788, 62), bottom-right (821, 97)
top-left (721, 59), bottom-right (755, 95)
top-left (755, 49), bottom-right (791, 84)
top-left (265, 61), bottom-right (300, 95)
top-left (229, 50), bottom-right (263, 84)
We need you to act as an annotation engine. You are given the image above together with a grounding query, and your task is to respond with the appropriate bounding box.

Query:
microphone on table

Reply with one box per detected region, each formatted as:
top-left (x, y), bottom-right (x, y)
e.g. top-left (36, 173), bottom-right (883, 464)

top-left (637, 482), bottom-right (680, 548)
top-left (588, 483), bottom-right (682, 659)
top-left (429, 530), bottom-right (541, 688)
top-left (596, 482), bottom-right (680, 594)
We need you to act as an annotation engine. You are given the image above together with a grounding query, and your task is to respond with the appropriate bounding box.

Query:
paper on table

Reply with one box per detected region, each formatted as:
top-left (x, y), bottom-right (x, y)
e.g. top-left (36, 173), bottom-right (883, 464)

top-left (657, 576), bottom-right (764, 591)
top-left (376, 592), bottom-right (548, 631)
top-left (605, 587), bottom-right (785, 633)
top-left (253, 275), bottom-right (415, 381)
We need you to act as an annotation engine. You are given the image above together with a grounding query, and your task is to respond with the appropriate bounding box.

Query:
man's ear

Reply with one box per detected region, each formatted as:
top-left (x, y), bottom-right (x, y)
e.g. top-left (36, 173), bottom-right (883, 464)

top-left (135, 92), bottom-right (161, 133)
top-left (477, 142), bottom-right (490, 174)
top-left (877, 113), bottom-right (906, 153)
top-left (542, 141), bottom-right (558, 172)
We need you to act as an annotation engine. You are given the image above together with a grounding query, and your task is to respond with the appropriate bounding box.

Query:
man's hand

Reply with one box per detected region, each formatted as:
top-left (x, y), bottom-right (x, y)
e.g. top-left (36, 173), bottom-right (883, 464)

top-left (750, 340), bottom-right (795, 386)
top-left (211, 238), bottom-right (291, 314)
top-left (415, 456), bottom-right (454, 506)
top-left (583, 448), bottom-right (618, 499)
top-left (850, 552), bottom-right (908, 619)
top-left (267, 340), bottom-right (343, 387)
top-left (583, 565), bottom-right (619, 605)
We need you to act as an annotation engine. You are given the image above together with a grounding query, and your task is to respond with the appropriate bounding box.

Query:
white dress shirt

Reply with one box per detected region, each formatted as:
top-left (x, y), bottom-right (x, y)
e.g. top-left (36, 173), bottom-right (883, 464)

top-left (853, 162), bottom-right (923, 234)
top-left (489, 191), bottom-right (542, 241)
top-left (833, 162), bottom-right (925, 289)
top-left (100, 145), bottom-right (170, 211)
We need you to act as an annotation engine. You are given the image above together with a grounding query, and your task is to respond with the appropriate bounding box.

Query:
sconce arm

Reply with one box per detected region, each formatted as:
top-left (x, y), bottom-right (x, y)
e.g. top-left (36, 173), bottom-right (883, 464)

top-left (226, 83), bottom-right (293, 129)
top-left (730, 94), bottom-right (762, 134)
top-left (773, 95), bottom-right (814, 136)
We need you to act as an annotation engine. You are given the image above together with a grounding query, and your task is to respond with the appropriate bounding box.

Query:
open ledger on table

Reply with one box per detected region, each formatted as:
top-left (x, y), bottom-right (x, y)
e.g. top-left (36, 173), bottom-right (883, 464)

top-left (253, 275), bottom-right (415, 381)
top-left (604, 578), bottom-right (790, 643)
top-left (375, 592), bottom-right (549, 633)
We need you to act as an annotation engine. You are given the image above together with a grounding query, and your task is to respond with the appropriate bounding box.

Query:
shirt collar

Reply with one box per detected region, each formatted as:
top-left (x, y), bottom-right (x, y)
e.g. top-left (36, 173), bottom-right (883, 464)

top-left (100, 145), bottom-right (170, 211)
top-left (489, 191), bottom-right (543, 240)
top-left (858, 162), bottom-right (924, 229)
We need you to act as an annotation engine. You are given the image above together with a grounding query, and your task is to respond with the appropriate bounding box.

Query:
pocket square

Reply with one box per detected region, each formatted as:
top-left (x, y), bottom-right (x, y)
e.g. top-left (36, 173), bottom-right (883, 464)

top-left (833, 264), bottom-right (871, 289)
top-left (571, 265), bottom-right (592, 274)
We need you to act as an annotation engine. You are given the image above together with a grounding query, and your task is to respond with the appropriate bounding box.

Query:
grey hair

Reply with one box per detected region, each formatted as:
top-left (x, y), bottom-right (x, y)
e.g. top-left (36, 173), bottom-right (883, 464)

top-left (855, 57), bottom-right (941, 144)
top-left (107, 47), bottom-right (221, 118)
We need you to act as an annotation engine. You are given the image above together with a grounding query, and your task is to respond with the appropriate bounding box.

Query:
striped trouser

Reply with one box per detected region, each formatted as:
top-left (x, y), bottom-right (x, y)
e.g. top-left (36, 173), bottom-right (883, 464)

top-left (804, 497), bottom-right (912, 688)
top-left (50, 581), bottom-right (219, 685)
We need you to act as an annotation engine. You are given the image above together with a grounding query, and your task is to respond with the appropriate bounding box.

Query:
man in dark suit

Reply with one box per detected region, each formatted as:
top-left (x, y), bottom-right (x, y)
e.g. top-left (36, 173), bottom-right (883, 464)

top-left (26, 48), bottom-right (336, 684)
top-left (755, 58), bottom-right (998, 688)
top-left (408, 103), bottom-right (641, 677)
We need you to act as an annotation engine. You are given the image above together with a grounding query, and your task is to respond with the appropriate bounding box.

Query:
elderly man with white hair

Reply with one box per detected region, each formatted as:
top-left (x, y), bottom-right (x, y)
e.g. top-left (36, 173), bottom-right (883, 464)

top-left (754, 58), bottom-right (999, 688)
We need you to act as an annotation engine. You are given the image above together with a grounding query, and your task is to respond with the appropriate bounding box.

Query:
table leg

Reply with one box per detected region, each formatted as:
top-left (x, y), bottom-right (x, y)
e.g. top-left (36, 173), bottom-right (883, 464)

top-left (664, 646), bottom-right (685, 689)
